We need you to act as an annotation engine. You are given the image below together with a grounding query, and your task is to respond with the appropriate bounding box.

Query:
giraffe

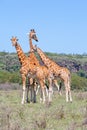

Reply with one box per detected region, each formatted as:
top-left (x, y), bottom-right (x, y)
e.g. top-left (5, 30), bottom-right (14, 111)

top-left (27, 29), bottom-right (54, 103)
top-left (32, 45), bottom-right (72, 102)
top-left (11, 37), bottom-right (37, 104)
top-left (11, 36), bottom-right (53, 104)
top-left (28, 29), bottom-right (62, 96)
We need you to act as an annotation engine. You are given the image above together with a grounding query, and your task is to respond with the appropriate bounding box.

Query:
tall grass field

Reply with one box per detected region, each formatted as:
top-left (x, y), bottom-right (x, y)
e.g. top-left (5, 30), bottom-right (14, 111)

top-left (0, 86), bottom-right (87, 130)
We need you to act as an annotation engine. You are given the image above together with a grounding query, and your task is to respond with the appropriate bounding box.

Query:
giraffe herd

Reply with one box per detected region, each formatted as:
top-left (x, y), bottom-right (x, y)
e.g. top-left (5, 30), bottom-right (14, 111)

top-left (11, 29), bottom-right (72, 104)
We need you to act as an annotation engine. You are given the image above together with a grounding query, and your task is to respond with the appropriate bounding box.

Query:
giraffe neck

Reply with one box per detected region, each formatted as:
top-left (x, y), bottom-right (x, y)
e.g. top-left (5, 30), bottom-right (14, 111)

top-left (15, 43), bottom-right (26, 65)
top-left (29, 38), bottom-right (40, 65)
top-left (37, 47), bottom-right (62, 76)
top-left (29, 38), bottom-right (33, 52)
top-left (37, 47), bottom-right (51, 67)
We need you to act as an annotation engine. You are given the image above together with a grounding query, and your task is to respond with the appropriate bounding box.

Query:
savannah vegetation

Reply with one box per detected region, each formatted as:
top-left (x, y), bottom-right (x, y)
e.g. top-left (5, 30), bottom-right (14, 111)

top-left (0, 51), bottom-right (87, 130)
top-left (0, 51), bottom-right (87, 90)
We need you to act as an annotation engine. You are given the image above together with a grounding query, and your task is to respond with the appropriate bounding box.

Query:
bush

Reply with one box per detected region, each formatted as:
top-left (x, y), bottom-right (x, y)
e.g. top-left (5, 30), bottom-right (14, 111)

top-left (71, 73), bottom-right (87, 91)
top-left (0, 71), bottom-right (22, 84)
top-left (77, 70), bottom-right (87, 78)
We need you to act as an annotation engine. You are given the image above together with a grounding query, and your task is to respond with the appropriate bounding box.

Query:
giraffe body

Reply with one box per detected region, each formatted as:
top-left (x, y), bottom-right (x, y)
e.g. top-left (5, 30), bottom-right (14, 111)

top-left (27, 29), bottom-right (54, 103)
top-left (33, 46), bottom-right (72, 102)
top-left (11, 37), bottom-right (38, 104)
top-left (29, 30), bottom-right (62, 95)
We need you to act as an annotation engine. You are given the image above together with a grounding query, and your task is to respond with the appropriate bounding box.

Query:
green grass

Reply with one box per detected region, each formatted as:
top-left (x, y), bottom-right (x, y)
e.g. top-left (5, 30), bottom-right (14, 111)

top-left (0, 90), bottom-right (87, 130)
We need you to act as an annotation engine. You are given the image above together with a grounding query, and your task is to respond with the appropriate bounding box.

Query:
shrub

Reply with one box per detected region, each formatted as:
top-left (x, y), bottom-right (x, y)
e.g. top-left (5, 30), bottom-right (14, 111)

top-left (0, 71), bottom-right (22, 84)
top-left (71, 73), bottom-right (87, 91)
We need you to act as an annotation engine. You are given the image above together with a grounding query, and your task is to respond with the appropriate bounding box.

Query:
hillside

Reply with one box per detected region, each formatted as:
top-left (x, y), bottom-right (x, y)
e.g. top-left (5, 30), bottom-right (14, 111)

top-left (0, 51), bottom-right (87, 90)
top-left (0, 51), bottom-right (87, 73)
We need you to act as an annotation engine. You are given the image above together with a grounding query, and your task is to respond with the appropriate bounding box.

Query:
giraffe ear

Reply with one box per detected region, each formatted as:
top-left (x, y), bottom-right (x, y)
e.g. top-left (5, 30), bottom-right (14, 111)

top-left (15, 36), bottom-right (19, 41)
top-left (33, 29), bottom-right (36, 33)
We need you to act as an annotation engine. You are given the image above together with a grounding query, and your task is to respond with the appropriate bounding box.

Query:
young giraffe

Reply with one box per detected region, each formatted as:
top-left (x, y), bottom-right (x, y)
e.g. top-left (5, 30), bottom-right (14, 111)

top-left (33, 45), bottom-right (72, 102)
top-left (28, 29), bottom-right (62, 96)
top-left (11, 37), bottom-right (37, 104)
top-left (27, 29), bottom-right (54, 103)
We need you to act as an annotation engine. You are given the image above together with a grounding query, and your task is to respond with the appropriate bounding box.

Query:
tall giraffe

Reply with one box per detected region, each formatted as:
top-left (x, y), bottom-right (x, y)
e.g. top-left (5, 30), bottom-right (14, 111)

top-left (27, 29), bottom-right (54, 103)
top-left (11, 36), bottom-right (53, 103)
top-left (28, 29), bottom-right (61, 95)
top-left (32, 45), bottom-right (72, 102)
top-left (11, 37), bottom-right (37, 104)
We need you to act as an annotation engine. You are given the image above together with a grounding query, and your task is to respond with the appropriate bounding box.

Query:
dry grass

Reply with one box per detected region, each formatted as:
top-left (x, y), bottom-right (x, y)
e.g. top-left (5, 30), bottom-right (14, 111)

top-left (0, 87), bottom-right (87, 130)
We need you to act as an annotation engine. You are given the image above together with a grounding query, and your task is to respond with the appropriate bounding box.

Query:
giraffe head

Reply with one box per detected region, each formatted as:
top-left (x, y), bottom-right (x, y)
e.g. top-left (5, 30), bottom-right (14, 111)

top-left (28, 29), bottom-right (38, 42)
top-left (11, 36), bottom-right (18, 46)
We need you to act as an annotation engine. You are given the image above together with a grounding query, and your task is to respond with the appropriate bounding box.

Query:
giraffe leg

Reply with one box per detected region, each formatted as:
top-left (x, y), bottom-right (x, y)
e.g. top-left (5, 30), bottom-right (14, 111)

top-left (45, 85), bottom-right (49, 96)
top-left (26, 83), bottom-right (29, 103)
top-left (59, 82), bottom-right (62, 96)
top-left (66, 89), bottom-right (72, 102)
top-left (66, 88), bottom-right (69, 102)
top-left (40, 88), bottom-right (43, 103)
top-left (26, 78), bottom-right (30, 103)
top-left (53, 80), bottom-right (59, 90)
top-left (33, 80), bottom-right (37, 103)
top-left (64, 80), bottom-right (69, 102)
top-left (48, 87), bottom-right (53, 102)
top-left (68, 82), bottom-right (72, 102)
top-left (69, 90), bottom-right (72, 102)
top-left (33, 87), bottom-right (36, 103)
top-left (54, 80), bottom-right (62, 95)
top-left (42, 88), bottom-right (46, 103)
top-left (48, 78), bottom-right (53, 103)
top-left (30, 85), bottom-right (33, 102)
top-left (21, 75), bottom-right (26, 104)
top-left (39, 80), bottom-right (46, 103)
top-left (36, 84), bottom-right (40, 95)
top-left (64, 80), bottom-right (72, 102)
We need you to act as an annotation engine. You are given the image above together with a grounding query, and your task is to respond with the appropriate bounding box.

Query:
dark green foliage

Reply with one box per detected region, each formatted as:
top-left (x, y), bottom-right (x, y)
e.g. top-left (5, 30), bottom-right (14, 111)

top-left (77, 70), bottom-right (87, 78)
top-left (0, 71), bottom-right (22, 84)
top-left (71, 73), bottom-right (87, 91)
top-left (0, 51), bottom-right (87, 90)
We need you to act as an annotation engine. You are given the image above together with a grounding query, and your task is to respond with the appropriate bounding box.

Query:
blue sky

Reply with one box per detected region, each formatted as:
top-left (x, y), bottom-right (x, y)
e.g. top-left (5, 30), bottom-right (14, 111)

top-left (0, 0), bottom-right (87, 54)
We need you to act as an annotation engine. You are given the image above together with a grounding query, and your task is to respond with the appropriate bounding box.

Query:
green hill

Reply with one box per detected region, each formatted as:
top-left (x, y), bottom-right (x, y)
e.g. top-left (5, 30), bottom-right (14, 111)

top-left (0, 51), bottom-right (87, 90)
